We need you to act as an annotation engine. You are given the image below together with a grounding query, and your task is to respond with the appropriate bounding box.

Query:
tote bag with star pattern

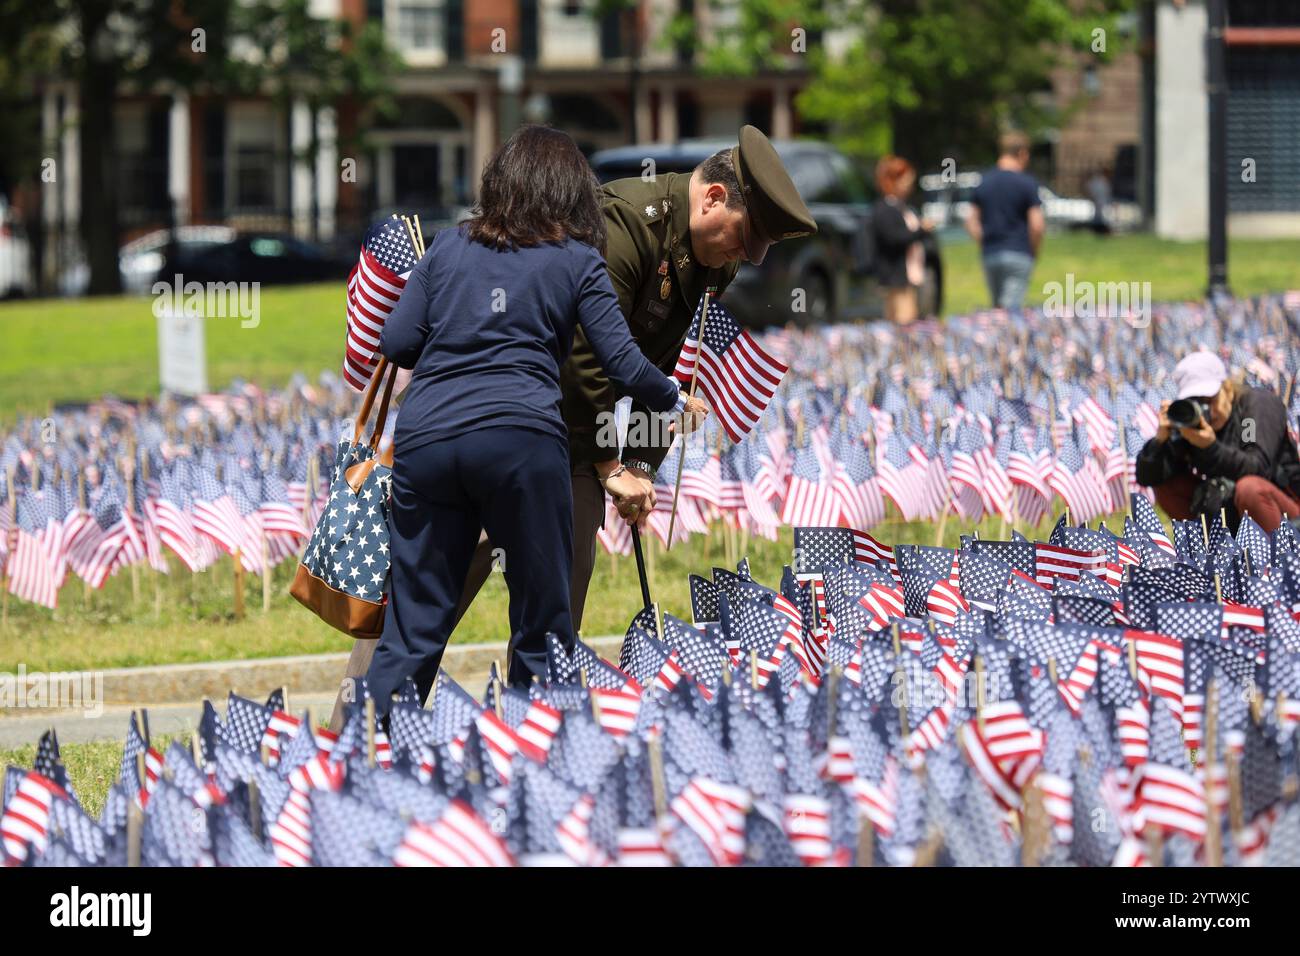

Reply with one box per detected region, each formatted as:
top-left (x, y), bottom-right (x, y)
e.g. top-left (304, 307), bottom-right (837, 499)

top-left (290, 356), bottom-right (399, 639)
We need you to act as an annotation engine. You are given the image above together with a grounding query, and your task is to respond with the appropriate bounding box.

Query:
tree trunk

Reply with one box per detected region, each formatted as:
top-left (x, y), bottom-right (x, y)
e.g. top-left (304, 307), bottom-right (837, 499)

top-left (310, 102), bottom-right (319, 243)
top-left (78, 15), bottom-right (123, 296)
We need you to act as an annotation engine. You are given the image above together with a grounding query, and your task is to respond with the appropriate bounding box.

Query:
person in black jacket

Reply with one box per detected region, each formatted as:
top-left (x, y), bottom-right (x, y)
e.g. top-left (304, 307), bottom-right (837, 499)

top-left (1135, 351), bottom-right (1300, 532)
top-left (871, 155), bottom-right (932, 325)
top-left (365, 125), bottom-right (707, 708)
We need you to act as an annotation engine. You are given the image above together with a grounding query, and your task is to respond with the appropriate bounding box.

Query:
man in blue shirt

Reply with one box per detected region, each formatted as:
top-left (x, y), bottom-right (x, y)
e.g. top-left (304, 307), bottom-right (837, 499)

top-left (965, 132), bottom-right (1045, 312)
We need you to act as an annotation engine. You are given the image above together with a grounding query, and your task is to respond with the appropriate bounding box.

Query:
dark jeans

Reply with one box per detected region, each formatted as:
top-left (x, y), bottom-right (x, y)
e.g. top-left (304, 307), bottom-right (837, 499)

top-left (981, 250), bottom-right (1035, 311)
top-left (1152, 472), bottom-right (1300, 533)
top-left (365, 426), bottom-right (575, 714)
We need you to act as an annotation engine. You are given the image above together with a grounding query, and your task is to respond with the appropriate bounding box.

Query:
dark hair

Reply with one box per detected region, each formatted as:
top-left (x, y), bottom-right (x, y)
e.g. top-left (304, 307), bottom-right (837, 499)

top-left (695, 148), bottom-right (745, 210)
top-left (463, 125), bottom-right (607, 252)
top-left (999, 131), bottom-right (1031, 158)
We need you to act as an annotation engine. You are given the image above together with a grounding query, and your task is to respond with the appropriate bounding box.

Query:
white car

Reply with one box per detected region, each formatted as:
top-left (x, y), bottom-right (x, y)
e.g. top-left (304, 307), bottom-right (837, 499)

top-left (0, 197), bottom-right (34, 298)
top-left (61, 225), bottom-right (238, 296)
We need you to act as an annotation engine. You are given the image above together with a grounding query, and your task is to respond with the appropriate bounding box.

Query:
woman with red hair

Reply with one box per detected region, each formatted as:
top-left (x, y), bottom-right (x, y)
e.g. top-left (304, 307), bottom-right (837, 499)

top-left (871, 155), bottom-right (932, 325)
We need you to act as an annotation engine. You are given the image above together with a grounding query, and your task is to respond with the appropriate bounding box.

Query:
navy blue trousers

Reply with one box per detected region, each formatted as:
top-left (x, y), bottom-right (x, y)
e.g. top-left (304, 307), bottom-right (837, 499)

top-left (365, 425), bottom-right (575, 712)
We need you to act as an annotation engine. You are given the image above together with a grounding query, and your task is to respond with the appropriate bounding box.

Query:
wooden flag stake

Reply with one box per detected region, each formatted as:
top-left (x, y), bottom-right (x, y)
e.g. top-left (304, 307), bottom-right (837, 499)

top-left (1203, 680), bottom-right (1224, 866)
top-left (749, 649), bottom-right (759, 690)
top-left (400, 216), bottom-right (421, 258)
top-left (261, 532), bottom-right (271, 612)
top-left (666, 288), bottom-right (713, 549)
top-left (1227, 751), bottom-right (1244, 835)
top-left (249, 778), bottom-right (262, 839)
top-left (857, 814), bottom-right (874, 867)
top-left (647, 735), bottom-right (668, 823)
top-left (1020, 776), bottom-right (1048, 867)
top-left (126, 800), bottom-right (144, 867)
top-left (1200, 512), bottom-right (1210, 549)
top-left (365, 697), bottom-right (377, 768)
top-left (826, 666), bottom-right (840, 738)
top-left (933, 480), bottom-right (954, 547)
top-left (1144, 824), bottom-right (1164, 866)
top-left (232, 550), bottom-right (245, 620)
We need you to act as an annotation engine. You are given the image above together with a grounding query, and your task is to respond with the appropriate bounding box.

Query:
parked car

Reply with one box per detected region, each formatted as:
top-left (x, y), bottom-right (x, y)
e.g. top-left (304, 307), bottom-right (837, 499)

top-left (919, 171), bottom-right (1143, 237)
top-left (62, 227), bottom-right (352, 295)
top-left (164, 231), bottom-right (352, 287)
top-left (587, 139), bottom-right (944, 327)
top-left (0, 196), bottom-right (34, 299)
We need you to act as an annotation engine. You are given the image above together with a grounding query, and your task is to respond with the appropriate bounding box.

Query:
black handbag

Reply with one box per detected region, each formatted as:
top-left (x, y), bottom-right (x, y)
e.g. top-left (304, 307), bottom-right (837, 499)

top-left (1190, 475), bottom-right (1236, 520)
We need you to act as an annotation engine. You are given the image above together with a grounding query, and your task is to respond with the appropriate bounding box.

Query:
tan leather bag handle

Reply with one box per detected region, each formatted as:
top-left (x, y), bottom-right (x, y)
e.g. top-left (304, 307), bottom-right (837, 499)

top-left (345, 358), bottom-right (399, 492)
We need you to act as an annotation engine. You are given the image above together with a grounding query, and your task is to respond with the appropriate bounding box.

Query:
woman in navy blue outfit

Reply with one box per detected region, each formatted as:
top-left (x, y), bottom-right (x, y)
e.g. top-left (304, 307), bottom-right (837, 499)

top-left (366, 125), bottom-right (704, 709)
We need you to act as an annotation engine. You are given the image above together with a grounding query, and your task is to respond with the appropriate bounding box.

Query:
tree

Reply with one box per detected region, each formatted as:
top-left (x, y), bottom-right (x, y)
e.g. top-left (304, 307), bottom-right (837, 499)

top-left (668, 0), bottom-right (1136, 167)
top-left (0, 0), bottom-right (398, 295)
top-left (226, 0), bottom-right (400, 242)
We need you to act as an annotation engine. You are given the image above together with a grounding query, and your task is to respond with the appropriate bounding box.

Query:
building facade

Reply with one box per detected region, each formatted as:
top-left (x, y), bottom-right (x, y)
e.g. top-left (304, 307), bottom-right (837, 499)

top-left (1155, 0), bottom-right (1300, 239)
top-left (39, 0), bottom-right (815, 260)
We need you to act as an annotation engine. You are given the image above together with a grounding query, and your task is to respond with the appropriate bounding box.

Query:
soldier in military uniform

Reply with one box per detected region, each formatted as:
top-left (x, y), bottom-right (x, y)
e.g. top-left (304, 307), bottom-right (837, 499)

top-left (330, 125), bottom-right (814, 725)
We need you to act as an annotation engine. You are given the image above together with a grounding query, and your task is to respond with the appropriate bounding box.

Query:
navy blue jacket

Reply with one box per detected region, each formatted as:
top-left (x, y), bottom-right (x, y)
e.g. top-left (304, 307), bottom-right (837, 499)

top-left (381, 224), bottom-right (681, 452)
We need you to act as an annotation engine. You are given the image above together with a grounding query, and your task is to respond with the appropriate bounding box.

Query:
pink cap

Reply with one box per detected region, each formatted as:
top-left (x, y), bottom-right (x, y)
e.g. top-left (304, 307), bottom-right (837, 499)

top-left (1173, 351), bottom-right (1227, 400)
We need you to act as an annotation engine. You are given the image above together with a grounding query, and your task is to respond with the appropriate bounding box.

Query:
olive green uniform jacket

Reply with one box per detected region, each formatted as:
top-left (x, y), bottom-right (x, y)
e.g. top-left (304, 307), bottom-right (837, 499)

top-left (561, 172), bottom-right (740, 474)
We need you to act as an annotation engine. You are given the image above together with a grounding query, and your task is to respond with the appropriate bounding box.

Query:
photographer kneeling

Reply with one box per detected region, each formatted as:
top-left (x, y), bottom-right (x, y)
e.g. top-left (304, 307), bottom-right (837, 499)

top-left (1136, 352), bottom-right (1300, 533)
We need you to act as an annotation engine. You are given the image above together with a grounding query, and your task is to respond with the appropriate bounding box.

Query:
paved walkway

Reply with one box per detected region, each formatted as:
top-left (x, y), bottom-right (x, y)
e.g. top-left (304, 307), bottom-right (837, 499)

top-left (0, 636), bottom-right (621, 749)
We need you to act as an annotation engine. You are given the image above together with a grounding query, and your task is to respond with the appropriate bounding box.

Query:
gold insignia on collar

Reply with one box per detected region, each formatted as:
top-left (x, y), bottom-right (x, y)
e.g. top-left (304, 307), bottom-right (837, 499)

top-left (677, 252), bottom-right (691, 270)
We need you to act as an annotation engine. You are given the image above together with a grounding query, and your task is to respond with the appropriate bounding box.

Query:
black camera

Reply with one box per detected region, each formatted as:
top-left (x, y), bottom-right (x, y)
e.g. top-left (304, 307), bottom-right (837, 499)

top-left (1167, 398), bottom-right (1208, 429)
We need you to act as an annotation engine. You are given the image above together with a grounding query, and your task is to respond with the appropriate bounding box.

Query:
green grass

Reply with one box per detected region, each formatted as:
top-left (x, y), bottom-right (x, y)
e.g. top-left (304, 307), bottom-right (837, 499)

top-left (3, 234), bottom-right (1299, 428)
top-left (939, 231), bottom-right (1300, 318)
top-left (0, 506), bottom-right (1100, 673)
top-left (0, 736), bottom-right (180, 818)
top-left (0, 284), bottom-right (345, 428)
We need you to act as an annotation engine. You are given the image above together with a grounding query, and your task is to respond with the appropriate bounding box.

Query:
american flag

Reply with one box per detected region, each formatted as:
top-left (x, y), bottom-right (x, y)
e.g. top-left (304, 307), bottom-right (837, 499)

top-left (1, 771), bottom-right (65, 862)
top-left (7, 489), bottom-right (60, 609)
top-left (831, 434), bottom-right (885, 531)
top-left (191, 466), bottom-right (245, 558)
top-left (1130, 492), bottom-right (1175, 555)
top-left (393, 799), bottom-right (515, 867)
top-left (673, 294), bottom-right (788, 442)
top-left (876, 432), bottom-right (926, 521)
top-left (781, 444), bottom-right (839, 528)
top-left (1048, 430), bottom-right (1111, 525)
top-left (343, 217), bottom-right (422, 393)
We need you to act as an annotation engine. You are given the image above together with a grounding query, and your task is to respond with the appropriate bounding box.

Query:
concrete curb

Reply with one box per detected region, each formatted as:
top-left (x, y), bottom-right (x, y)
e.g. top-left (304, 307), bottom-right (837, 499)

top-left (0, 635), bottom-right (625, 711)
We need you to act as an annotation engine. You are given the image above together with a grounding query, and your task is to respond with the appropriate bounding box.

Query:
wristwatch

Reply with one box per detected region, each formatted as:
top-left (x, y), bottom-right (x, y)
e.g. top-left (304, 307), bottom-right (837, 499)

top-left (622, 458), bottom-right (657, 482)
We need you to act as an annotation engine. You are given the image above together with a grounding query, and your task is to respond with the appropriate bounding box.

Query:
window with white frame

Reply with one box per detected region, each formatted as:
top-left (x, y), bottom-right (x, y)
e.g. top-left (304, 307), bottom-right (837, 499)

top-left (391, 0), bottom-right (445, 55)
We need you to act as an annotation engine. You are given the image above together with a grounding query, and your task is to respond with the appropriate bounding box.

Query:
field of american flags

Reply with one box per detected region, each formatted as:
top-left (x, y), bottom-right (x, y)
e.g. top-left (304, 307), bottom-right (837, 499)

top-left (21, 286), bottom-right (1296, 667)
top-left (5, 494), bottom-right (1300, 867)
top-left (4, 246), bottom-right (1300, 864)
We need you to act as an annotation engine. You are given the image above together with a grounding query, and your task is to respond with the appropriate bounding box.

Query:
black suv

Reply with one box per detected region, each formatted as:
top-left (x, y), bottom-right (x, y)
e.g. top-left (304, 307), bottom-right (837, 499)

top-left (587, 139), bottom-right (943, 327)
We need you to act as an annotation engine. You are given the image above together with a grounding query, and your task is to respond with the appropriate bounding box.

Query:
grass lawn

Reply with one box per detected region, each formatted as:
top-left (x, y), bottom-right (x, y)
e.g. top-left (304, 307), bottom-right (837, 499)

top-left (0, 507), bottom-right (1093, 672)
top-left (3, 233), bottom-right (1300, 427)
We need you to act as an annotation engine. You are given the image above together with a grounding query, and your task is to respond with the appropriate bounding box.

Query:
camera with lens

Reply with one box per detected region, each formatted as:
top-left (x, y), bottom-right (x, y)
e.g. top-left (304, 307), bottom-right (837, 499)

top-left (1167, 398), bottom-right (1208, 429)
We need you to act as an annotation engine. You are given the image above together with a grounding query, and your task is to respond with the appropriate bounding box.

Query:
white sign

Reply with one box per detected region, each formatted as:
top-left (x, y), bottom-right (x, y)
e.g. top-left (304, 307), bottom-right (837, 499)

top-left (156, 307), bottom-right (208, 396)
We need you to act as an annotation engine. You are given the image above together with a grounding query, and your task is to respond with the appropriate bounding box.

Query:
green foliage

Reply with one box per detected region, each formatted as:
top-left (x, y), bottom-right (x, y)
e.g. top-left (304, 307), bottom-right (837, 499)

top-left (673, 0), bottom-right (1137, 165)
